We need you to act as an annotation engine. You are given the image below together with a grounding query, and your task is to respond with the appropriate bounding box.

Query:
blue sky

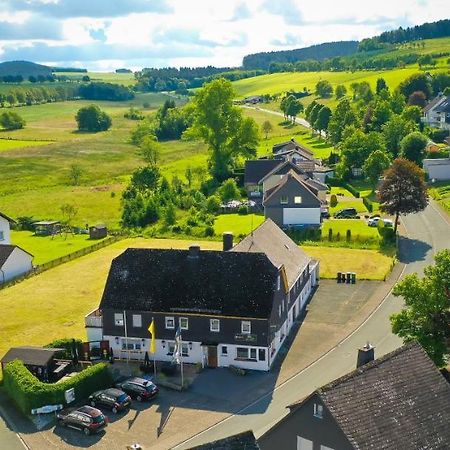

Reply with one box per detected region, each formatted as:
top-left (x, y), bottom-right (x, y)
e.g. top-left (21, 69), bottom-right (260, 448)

top-left (0, 0), bottom-right (447, 71)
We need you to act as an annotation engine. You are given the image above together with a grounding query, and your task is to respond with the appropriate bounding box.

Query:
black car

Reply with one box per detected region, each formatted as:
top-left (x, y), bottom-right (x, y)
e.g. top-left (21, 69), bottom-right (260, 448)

top-left (334, 207), bottom-right (358, 218)
top-left (115, 377), bottom-right (159, 402)
top-left (88, 388), bottom-right (131, 414)
top-left (56, 405), bottom-right (108, 435)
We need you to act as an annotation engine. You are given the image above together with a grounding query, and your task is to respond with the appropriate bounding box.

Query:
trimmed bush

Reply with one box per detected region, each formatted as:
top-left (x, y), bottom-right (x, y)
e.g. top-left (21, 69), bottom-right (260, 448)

top-left (363, 197), bottom-right (373, 212)
top-left (330, 194), bottom-right (338, 208)
top-left (3, 360), bottom-right (112, 415)
top-left (238, 205), bottom-right (249, 215)
top-left (328, 228), bottom-right (333, 241)
top-left (346, 229), bottom-right (352, 242)
top-left (44, 338), bottom-right (82, 360)
top-left (344, 182), bottom-right (360, 198)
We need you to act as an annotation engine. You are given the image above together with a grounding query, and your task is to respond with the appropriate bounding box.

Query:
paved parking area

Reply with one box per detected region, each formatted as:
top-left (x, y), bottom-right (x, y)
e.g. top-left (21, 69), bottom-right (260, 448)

top-left (5, 275), bottom-right (399, 450)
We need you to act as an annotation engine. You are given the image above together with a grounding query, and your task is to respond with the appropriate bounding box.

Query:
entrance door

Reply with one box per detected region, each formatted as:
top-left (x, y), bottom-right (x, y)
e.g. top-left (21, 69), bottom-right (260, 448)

top-left (207, 346), bottom-right (218, 368)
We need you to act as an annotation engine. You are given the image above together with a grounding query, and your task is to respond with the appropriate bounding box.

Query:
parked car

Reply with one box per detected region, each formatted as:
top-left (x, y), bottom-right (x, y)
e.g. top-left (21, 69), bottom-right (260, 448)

top-left (334, 208), bottom-right (358, 218)
top-left (56, 405), bottom-right (108, 435)
top-left (115, 377), bottom-right (159, 402)
top-left (368, 217), bottom-right (394, 227)
top-left (88, 388), bottom-right (131, 414)
top-left (382, 219), bottom-right (394, 227)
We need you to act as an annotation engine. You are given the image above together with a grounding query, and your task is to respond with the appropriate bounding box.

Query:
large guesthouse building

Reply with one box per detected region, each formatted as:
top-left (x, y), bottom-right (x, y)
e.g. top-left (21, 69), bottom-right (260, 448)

top-left (86, 219), bottom-right (319, 371)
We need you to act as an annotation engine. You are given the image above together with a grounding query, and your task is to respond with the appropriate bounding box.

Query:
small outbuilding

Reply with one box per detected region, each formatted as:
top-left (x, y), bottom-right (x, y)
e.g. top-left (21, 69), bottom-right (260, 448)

top-left (89, 224), bottom-right (107, 240)
top-left (1, 346), bottom-right (66, 382)
top-left (33, 220), bottom-right (61, 236)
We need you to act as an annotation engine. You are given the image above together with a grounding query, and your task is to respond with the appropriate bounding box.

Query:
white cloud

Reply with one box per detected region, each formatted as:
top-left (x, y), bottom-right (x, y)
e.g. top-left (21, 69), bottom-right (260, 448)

top-left (0, 0), bottom-right (448, 70)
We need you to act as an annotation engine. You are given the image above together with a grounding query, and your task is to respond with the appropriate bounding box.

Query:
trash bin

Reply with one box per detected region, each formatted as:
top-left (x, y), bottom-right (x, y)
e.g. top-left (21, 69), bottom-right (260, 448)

top-left (352, 273), bottom-right (356, 284)
top-left (346, 272), bottom-right (351, 284)
top-left (337, 272), bottom-right (342, 283)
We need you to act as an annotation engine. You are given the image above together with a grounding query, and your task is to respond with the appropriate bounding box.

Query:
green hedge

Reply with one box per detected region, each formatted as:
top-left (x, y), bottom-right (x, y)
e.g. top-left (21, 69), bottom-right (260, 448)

top-left (3, 360), bottom-right (112, 415)
top-left (363, 197), bottom-right (373, 212)
top-left (44, 338), bottom-right (82, 360)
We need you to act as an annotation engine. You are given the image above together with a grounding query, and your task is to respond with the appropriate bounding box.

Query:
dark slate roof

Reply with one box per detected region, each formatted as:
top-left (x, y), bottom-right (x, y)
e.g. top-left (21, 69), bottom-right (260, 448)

top-left (0, 245), bottom-right (33, 268)
top-left (100, 248), bottom-right (278, 318)
top-left (0, 211), bottom-right (15, 223)
top-left (259, 160), bottom-right (306, 183)
top-left (310, 342), bottom-right (450, 450)
top-left (244, 159), bottom-right (281, 184)
top-left (232, 219), bottom-right (311, 288)
top-left (187, 430), bottom-right (260, 450)
top-left (435, 95), bottom-right (450, 113)
top-left (1, 346), bottom-right (64, 366)
top-left (303, 177), bottom-right (328, 193)
top-left (272, 139), bottom-right (313, 156)
top-left (423, 95), bottom-right (445, 113)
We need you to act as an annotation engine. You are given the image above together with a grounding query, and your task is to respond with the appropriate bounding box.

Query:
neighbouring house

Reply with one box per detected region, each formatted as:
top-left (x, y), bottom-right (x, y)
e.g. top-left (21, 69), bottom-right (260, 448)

top-left (86, 219), bottom-right (319, 371)
top-left (0, 211), bottom-right (33, 284)
top-left (187, 430), bottom-right (260, 449)
top-left (33, 220), bottom-right (61, 236)
top-left (422, 94), bottom-right (450, 130)
top-left (1, 346), bottom-right (67, 382)
top-left (244, 159), bottom-right (281, 199)
top-left (258, 342), bottom-right (450, 450)
top-left (244, 95), bottom-right (263, 104)
top-left (263, 170), bottom-right (323, 227)
top-left (423, 157), bottom-right (450, 180)
top-left (89, 224), bottom-right (107, 240)
top-left (273, 139), bottom-right (313, 158)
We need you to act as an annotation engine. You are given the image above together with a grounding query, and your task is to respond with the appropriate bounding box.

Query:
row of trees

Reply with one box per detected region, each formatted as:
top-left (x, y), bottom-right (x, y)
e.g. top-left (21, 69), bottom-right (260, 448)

top-left (0, 74), bottom-right (56, 83)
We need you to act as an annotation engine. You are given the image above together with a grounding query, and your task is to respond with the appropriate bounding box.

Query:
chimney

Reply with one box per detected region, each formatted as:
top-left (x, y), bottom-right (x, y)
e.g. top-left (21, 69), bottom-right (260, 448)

top-left (188, 244), bottom-right (200, 258)
top-left (223, 232), bottom-right (233, 251)
top-left (356, 342), bottom-right (375, 368)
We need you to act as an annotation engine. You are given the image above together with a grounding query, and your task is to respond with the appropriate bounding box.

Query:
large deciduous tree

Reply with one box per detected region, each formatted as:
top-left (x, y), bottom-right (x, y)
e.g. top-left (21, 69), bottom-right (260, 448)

top-left (378, 158), bottom-right (428, 234)
top-left (391, 249), bottom-right (450, 367)
top-left (75, 104), bottom-right (112, 132)
top-left (315, 80), bottom-right (333, 98)
top-left (400, 131), bottom-right (428, 165)
top-left (328, 99), bottom-right (358, 145)
top-left (0, 111), bottom-right (26, 130)
top-left (382, 115), bottom-right (415, 157)
top-left (314, 106), bottom-right (332, 136)
top-left (363, 149), bottom-right (392, 187)
top-left (187, 78), bottom-right (259, 181)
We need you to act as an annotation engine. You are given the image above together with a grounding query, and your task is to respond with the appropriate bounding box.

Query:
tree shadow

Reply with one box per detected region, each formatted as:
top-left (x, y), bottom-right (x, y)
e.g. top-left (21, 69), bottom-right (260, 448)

top-left (397, 236), bottom-right (432, 263)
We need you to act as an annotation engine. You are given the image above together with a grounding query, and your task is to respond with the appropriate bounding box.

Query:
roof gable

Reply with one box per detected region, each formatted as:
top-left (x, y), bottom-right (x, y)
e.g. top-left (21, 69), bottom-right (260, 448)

top-left (259, 160), bottom-right (305, 183)
top-left (0, 245), bottom-right (34, 268)
top-left (100, 248), bottom-right (278, 318)
top-left (244, 159), bottom-right (282, 184)
top-left (272, 139), bottom-right (313, 157)
top-left (318, 342), bottom-right (450, 449)
top-left (232, 219), bottom-right (311, 287)
top-left (0, 211), bottom-right (15, 224)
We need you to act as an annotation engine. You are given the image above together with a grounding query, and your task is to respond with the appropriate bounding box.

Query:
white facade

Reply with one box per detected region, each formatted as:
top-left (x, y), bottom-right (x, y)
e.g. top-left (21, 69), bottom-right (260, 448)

top-left (0, 247), bottom-right (33, 283)
top-left (263, 174), bottom-right (285, 193)
top-left (423, 159), bottom-right (450, 181)
top-left (283, 208), bottom-right (321, 226)
top-left (0, 215), bottom-right (11, 245)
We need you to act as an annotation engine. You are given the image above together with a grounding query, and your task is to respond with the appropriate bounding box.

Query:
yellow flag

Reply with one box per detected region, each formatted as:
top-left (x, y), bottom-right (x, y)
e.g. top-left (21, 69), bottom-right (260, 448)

top-left (148, 320), bottom-right (156, 353)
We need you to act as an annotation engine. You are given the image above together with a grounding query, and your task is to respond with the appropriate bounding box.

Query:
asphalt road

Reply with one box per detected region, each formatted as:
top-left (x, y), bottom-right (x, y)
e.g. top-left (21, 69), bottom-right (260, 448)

top-left (0, 411), bottom-right (26, 450)
top-left (174, 201), bottom-right (450, 449)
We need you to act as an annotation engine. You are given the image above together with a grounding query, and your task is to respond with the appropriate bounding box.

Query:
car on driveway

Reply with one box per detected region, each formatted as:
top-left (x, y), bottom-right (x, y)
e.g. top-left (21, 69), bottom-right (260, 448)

top-left (368, 217), bottom-right (394, 227)
top-left (115, 377), bottom-right (159, 402)
top-left (334, 208), bottom-right (358, 218)
top-left (88, 388), bottom-right (131, 414)
top-left (56, 405), bottom-right (108, 435)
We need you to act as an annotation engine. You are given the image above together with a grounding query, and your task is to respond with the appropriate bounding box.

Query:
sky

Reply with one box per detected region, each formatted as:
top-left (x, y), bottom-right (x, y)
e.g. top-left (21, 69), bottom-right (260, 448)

top-left (0, 0), bottom-right (447, 71)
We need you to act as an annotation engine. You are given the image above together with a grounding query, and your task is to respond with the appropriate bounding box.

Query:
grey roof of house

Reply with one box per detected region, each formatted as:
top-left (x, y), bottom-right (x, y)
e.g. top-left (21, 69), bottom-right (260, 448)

top-left (434, 95), bottom-right (450, 113)
top-left (186, 430), bottom-right (260, 450)
top-left (33, 221), bottom-right (60, 226)
top-left (275, 147), bottom-right (315, 161)
top-left (1, 346), bottom-right (64, 366)
top-left (308, 342), bottom-right (450, 450)
top-left (0, 211), bottom-right (15, 223)
top-left (0, 245), bottom-right (33, 268)
top-left (232, 219), bottom-right (311, 288)
top-left (272, 139), bottom-right (313, 157)
top-left (259, 160), bottom-right (306, 184)
top-left (100, 247), bottom-right (278, 318)
top-left (423, 95), bottom-right (446, 114)
top-left (91, 224), bottom-right (107, 229)
top-left (244, 159), bottom-right (282, 184)
top-left (303, 178), bottom-right (328, 192)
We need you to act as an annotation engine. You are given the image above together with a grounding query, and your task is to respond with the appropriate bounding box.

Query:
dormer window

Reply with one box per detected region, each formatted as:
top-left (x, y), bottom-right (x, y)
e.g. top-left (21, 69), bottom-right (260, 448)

top-left (313, 403), bottom-right (323, 419)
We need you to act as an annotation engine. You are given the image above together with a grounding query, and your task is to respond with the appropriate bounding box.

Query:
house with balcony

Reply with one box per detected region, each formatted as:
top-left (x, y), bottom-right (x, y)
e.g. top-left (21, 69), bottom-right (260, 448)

top-left (422, 94), bottom-right (450, 130)
top-left (86, 219), bottom-right (319, 371)
top-left (0, 211), bottom-right (33, 284)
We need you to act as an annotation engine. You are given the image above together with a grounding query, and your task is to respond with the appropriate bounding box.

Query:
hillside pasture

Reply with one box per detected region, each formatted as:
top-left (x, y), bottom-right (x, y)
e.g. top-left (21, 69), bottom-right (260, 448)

top-left (0, 139), bottom-right (51, 153)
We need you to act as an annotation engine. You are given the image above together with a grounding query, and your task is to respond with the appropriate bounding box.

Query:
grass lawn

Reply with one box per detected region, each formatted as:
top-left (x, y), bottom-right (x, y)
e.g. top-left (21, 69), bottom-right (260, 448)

top-left (0, 139), bottom-right (51, 153)
top-left (303, 246), bottom-right (394, 280)
top-left (321, 219), bottom-right (380, 240)
top-left (429, 180), bottom-right (450, 214)
top-left (11, 231), bottom-right (108, 265)
top-left (0, 236), bottom-right (394, 369)
top-left (214, 213), bottom-right (265, 236)
top-left (329, 200), bottom-right (367, 215)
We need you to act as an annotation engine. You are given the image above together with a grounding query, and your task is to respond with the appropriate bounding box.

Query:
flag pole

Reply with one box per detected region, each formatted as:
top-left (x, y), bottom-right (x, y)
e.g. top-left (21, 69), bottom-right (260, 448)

top-left (152, 316), bottom-right (156, 376)
top-left (123, 309), bottom-right (129, 365)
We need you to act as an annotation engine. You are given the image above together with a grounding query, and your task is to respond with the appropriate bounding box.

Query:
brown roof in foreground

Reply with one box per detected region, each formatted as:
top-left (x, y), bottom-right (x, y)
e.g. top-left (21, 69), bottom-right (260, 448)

top-left (1, 346), bottom-right (64, 367)
top-left (291, 342), bottom-right (450, 450)
top-left (186, 430), bottom-right (259, 450)
top-left (232, 219), bottom-right (311, 288)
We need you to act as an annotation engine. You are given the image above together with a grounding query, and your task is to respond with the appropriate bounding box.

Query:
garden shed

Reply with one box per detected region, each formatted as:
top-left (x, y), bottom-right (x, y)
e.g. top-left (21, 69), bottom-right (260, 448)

top-left (89, 224), bottom-right (107, 239)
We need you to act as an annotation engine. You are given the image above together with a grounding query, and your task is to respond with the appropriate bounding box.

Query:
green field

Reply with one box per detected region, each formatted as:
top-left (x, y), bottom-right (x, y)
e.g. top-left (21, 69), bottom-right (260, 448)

top-left (0, 139), bottom-right (51, 153)
top-left (55, 71), bottom-right (136, 86)
top-left (429, 180), bottom-right (450, 214)
top-left (214, 213), bottom-right (265, 236)
top-left (11, 231), bottom-right (107, 265)
top-left (322, 219), bottom-right (380, 241)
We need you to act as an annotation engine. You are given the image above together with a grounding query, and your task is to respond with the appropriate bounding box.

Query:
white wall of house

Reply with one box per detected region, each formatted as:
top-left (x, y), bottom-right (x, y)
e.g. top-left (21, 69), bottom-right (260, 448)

top-left (423, 159), bottom-right (450, 181)
top-left (263, 175), bottom-right (284, 192)
top-left (0, 247), bottom-right (33, 283)
top-left (0, 216), bottom-right (11, 245)
top-left (283, 208), bottom-right (321, 225)
top-left (86, 326), bottom-right (103, 342)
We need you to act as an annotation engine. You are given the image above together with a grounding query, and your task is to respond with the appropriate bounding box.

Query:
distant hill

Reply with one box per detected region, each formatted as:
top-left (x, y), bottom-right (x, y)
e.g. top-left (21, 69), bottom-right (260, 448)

top-left (0, 60), bottom-right (52, 78)
top-left (242, 41), bottom-right (359, 70)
